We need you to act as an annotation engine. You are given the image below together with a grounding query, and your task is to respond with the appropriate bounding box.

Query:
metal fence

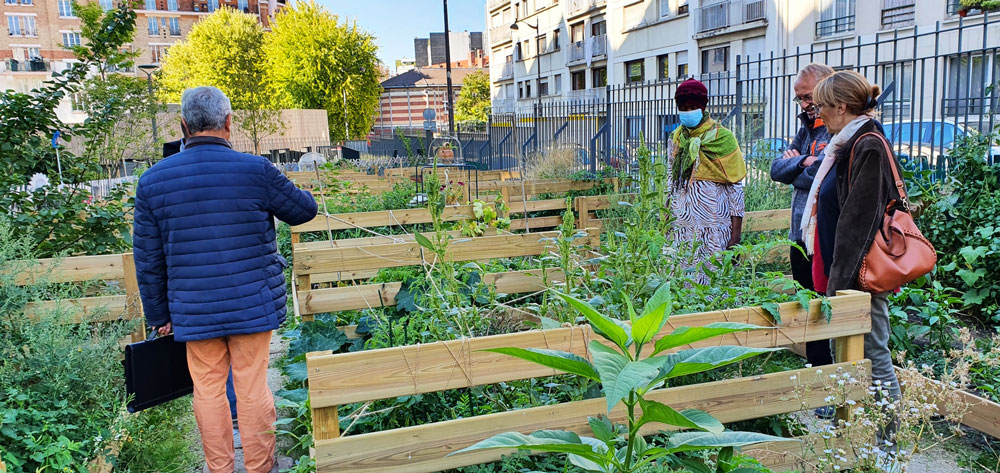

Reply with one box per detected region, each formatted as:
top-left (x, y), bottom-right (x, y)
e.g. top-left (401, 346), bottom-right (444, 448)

top-left (323, 16), bottom-right (1000, 179)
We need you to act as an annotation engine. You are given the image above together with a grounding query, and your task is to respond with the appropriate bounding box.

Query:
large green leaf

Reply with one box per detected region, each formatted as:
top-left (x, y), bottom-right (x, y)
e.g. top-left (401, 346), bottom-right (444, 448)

top-left (590, 341), bottom-right (660, 412)
top-left (632, 286), bottom-right (673, 348)
top-left (558, 292), bottom-right (631, 351)
top-left (641, 281), bottom-right (673, 318)
top-left (636, 399), bottom-right (723, 433)
top-left (449, 430), bottom-right (603, 462)
top-left (588, 416), bottom-right (617, 443)
top-left (483, 347), bottom-right (599, 382)
top-left (651, 323), bottom-right (765, 355)
top-left (651, 346), bottom-right (783, 384)
top-left (665, 431), bottom-right (793, 453)
top-left (413, 232), bottom-right (435, 251)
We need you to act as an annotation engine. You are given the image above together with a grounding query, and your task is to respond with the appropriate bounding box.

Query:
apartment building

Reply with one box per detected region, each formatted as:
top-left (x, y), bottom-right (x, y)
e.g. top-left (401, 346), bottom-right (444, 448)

top-left (487, 0), bottom-right (987, 116)
top-left (1, 0), bottom-right (282, 122)
top-left (414, 31), bottom-right (486, 68)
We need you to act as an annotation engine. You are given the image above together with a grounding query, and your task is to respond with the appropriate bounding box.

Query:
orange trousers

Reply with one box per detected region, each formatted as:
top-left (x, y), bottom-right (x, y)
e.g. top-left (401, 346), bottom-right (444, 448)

top-left (186, 330), bottom-right (276, 473)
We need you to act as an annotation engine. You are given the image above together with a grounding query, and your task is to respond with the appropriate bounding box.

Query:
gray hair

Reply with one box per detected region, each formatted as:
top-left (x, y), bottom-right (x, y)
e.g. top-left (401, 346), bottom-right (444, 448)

top-left (796, 63), bottom-right (835, 85)
top-left (181, 86), bottom-right (232, 133)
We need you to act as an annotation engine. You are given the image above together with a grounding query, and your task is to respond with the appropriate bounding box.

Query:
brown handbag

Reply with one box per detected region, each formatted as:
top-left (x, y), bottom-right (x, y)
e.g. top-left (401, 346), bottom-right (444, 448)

top-left (848, 132), bottom-right (937, 293)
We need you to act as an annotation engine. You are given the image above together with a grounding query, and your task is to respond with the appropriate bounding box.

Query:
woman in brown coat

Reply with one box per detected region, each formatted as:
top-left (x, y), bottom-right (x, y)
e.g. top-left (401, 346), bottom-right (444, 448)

top-left (801, 70), bottom-right (901, 400)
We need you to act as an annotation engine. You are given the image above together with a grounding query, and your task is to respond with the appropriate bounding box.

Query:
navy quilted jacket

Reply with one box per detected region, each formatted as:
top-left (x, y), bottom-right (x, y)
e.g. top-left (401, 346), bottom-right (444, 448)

top-left (132, 137), bottom-right (318, 342)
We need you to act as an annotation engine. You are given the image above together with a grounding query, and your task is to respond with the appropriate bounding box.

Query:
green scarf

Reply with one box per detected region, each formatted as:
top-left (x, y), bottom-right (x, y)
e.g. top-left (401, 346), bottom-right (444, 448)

top-left (670, 117), bottom-right (746, 188)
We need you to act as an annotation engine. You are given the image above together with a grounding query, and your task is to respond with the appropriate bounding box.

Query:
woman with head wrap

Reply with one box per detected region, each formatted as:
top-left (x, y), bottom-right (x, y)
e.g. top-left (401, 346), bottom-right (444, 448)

top-left (669, 78), bottom-right (747, 284)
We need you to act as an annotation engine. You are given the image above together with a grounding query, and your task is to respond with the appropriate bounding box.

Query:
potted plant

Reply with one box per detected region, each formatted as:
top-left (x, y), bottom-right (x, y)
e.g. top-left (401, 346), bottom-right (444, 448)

top-left (436, 142), bottom-right (455, 162)
top-left (959, 0), bottom-right (1000, 15)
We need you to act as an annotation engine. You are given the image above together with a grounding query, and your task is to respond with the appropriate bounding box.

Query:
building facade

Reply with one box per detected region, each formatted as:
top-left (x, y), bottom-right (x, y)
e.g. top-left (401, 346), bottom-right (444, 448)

top-left (487, 0), bottom-right (981, 114)
top-left (414, 31), bottom-right (486, 67)
top-left (374, 67), bottom-right (488, 135)
top-left (1, 0), bottom-right (282, 122)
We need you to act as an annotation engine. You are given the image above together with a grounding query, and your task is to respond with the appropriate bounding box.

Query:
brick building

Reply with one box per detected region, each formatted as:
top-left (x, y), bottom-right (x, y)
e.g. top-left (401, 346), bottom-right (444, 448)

top-left (1, 0), bottom-right (282, 122)
top-left (374, 66), bottom-right (488, 135)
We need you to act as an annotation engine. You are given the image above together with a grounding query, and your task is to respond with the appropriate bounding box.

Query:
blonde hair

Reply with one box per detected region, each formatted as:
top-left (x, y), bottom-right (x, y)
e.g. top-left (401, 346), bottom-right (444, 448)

top-left (814, 70), bottom-right (881, 116)
top-left (796, 63), bottom-right (835, 84)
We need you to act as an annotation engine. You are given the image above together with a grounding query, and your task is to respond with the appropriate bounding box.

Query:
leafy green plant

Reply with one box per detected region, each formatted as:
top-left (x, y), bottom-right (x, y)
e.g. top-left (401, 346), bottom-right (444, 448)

top-left (451, 285), bottom-right (788, 472)
top-left (459, 196), bottom-right (511, 237)
top-left (888, 275), bottom-right (963, 353)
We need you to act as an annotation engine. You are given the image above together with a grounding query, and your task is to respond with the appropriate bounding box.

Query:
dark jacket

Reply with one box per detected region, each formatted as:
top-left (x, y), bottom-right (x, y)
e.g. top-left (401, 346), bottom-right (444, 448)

top-left (769, 112), bottom-right (831, 242)
top-left (826, 120), bottom-right (902, 295)
top-left (162, 139), bottom-right (184, 158)
top-left (133, 136), bottom-right (318, 341)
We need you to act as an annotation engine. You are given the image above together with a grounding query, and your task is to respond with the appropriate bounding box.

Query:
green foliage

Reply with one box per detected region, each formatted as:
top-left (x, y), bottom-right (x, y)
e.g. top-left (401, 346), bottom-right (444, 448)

top-left (455, 70), bottom-right (491, 125)
top-left (70, 0), bottom-right (140, 77)
top-left (80, 72), bottom-right (162, 165)
top-left (913, 132), bottom-right (1000, 322)
top-left (265, 1), bottom-right (381, 141)
top-left (452, 290), bottom-right (787, 472)
top-left (0, 218), bottom-right (136, 472)
top-left (459, 197), bottom-right (511, 237)
top-left (0, 3), bottom-right (137, 257)
top-left (158, 7), bottom-right (282, 154)
top-left (888, 275), bottom-right (964, 354)
top-left (113, 398), bottom-right (201, 473)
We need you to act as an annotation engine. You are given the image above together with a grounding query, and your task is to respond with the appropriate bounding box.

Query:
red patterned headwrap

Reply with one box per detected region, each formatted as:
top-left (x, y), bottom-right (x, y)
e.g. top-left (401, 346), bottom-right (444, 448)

top-left (675, 78), bottom-right (708, 110)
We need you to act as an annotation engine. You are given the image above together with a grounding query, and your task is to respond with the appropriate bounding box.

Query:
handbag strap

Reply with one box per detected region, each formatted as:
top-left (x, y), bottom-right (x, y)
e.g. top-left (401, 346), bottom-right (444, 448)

top-left (847, 131), bottom-right (910, 211)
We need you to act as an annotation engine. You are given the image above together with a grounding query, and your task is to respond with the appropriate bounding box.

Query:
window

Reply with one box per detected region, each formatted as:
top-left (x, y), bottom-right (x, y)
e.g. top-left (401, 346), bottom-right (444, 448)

top-left (816, 0), bottom-right (856, 37)
top-left (514, 42), bottom-right (523, 61)
top-left (525, 81), bottom-right (531, 98)
top-left (536, 34), bottom-right (546, 54)
top-left (659, 0), bottom-right (670, 17)
top-left (70, 92), bottom-right (85, 112)
top-left (677, 50), bottom-right (688, 78)
top-left (7, 15), bottom-right (37, 37)
top-left (207, 0), bottom-right (218, 12)
top-left (945, 53), bottom-right (999, 117)
top-left (552, 28), bottom-right (560, 50)
top-left (5, 0), bottom-right (17, 4)
top-left (150, 44), bottom-right (169, 63)
top-left (167, 0), bottom-right (178, 10)
top-left (27, 46), bottom-right (40, 58)
top-left (100, 0), bottom-right (113, 10)
top-left (518, 81), bottom-right (524, 98)
top-left (881, 0), bottom-right (914, 28)
top-left (571, 70), bottom-right (586, 90)
top-left (592, 66), bottom-right (607, 87)
top-left (148, 17), bottom-right (158, 35)
top-left (625, 117), bottom-right (644, 140)
top-left (880, 62), bottom-right (913, 119)
top-left (144, 0), bottom-right (156, 9)
top-left (237, 0), bottom-right (248, 11)
top-left (701, 46), bottom-right (729, 74)
top-left (62, 32), bottom-right (81, 47)
top-left (678, 0), bottom-right (689, 14)
top-left (538, 77), bottom-right (549, 96)
top-left (553, 74), bottom-right (562, 94)
top-left (657, 54), bottom-right (670, 80)
top-left (58, 0), bottom-right (75, 14)
top-left (591, 20), bottom-right (606, 37)
top-left (21, 0), bottom-right (32, 4)
top-left (625, 59), bottom-right (644, 84)
top-left (570, 22), bottom-right (584, 42)
top-left (168, 17), bottom-right (180, 36)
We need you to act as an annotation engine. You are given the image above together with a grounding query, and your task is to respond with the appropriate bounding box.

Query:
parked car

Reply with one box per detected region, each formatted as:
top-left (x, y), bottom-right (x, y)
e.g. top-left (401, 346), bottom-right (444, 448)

top-left (882, 119), bottom-right (1000, 167)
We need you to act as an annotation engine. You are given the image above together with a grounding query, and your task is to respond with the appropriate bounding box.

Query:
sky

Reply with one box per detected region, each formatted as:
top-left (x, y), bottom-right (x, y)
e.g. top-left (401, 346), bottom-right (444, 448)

top-left (318, 0), bottom-right (488, 74)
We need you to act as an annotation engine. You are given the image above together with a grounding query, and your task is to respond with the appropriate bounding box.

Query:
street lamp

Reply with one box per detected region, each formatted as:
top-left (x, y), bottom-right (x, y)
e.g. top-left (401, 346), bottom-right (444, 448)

top-left (138, 64), bottom-right (160, 146)
top-left (510, 18), bottom-right (541, 154)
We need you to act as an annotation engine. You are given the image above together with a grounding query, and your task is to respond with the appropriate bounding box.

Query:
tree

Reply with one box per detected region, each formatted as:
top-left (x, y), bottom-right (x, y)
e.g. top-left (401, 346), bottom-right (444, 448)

top-left (158, 7), bottom-right (282, 154)
top-left (265, 1), bottom-right (381, 141)
top-left (454, 70), bottom-right (490, 125)
top-left (71, 0), bottom-right (140, 79)
top-left (0, 3), bottom-right (137, 256)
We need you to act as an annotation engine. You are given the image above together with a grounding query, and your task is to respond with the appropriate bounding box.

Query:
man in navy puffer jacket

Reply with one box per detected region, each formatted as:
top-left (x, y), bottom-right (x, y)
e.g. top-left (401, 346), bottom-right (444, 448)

top-left (133, 86), bottom-right (317, 473)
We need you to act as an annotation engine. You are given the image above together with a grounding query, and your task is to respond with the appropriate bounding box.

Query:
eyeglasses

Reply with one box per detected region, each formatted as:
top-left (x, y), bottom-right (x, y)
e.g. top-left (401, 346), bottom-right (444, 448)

top-left (792, 94), bottom-right (814, 105)
top-left (814, 103), bottom-right (826, 112)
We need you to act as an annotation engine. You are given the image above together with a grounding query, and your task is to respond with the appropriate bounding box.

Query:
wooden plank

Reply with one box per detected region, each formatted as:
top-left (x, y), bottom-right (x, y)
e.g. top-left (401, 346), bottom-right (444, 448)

top-left (121, 253), bottom-right (146, 343)
top-left (295, 230), bottom-right (599, 276)
top-left (292, 206), bottom-right (476, 234)
top-left (299, 269), bottom-right (565, 315)
top-left (313, 361), bottom-right (871, 473)
top-left (306, 292), bottom-right (872, 408)
top-left (903, 371), bottom-right (1000, 438)
top-left (509, 216), bottom-right (563, 230)
top-left (11, 254), bottom-right (125, 285)
top-left (743, 208), bottom-right (793, 232)
top-left (24, 295), bottom-right (127, 322)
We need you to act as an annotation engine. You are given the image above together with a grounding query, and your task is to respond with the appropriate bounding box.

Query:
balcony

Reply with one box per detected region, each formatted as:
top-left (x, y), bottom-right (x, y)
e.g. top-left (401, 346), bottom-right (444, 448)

top-left (566, 35), bottom-right (608, 66)
top-left (488, 0), bottom-right (508, 11)
top-left (3, 58), bottom-right (50, 73)
top-left (881, 0), bottom-right (914, 28)
top-left (816, 15), bottom-right (855, 37)
top-left (695, 0), bottom-right (766, 34)
top-left (490, 25), bottom-right (512, 45)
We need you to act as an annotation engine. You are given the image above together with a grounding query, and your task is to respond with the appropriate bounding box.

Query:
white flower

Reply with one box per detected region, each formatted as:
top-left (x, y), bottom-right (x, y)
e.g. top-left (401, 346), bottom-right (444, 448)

top-left (805, 363), bottom-right (813, 368)
top-left (27, 173), bottom-right (50, 192)
top-left (816, 369), bottom-right (824, 374)
top-left (789, 375), bottom-right (798, 381)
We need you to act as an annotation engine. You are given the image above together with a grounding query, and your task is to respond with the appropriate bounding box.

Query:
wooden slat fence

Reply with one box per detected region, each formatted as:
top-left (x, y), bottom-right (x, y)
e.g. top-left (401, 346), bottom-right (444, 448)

top-left (305, 291), bottom-right (874, 472)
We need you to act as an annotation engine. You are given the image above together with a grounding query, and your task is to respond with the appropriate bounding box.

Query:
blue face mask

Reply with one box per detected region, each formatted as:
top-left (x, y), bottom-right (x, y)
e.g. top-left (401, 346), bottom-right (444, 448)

top-left (679, 109), bottom-right (704, 128)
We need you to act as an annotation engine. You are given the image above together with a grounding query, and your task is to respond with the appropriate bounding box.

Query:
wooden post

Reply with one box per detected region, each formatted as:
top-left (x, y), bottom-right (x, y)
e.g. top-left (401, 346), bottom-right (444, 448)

top-left (313, 405), bottom-right (341, 441)
top-left (834, 290), bottom-right (870, 423)
top-left (121, 253), bottom-right (146, 343)
top-left (297, 273), bottom-right (313, 322)
top-left (290, 231), bottom-right (300, 246)
top-left (499, 186), bottom-right (511, 221)
top-left (575, 196), bottom-right (590, 229)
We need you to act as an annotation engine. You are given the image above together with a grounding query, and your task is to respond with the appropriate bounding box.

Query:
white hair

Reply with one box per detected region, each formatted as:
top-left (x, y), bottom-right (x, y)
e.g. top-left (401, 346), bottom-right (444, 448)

top-left (181, 86), bottom-right (232, 133)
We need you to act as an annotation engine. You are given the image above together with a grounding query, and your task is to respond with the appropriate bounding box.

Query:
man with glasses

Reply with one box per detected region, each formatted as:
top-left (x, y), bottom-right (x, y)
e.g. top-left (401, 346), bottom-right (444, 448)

top-left (770, 64), bottom-right (835, 416)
